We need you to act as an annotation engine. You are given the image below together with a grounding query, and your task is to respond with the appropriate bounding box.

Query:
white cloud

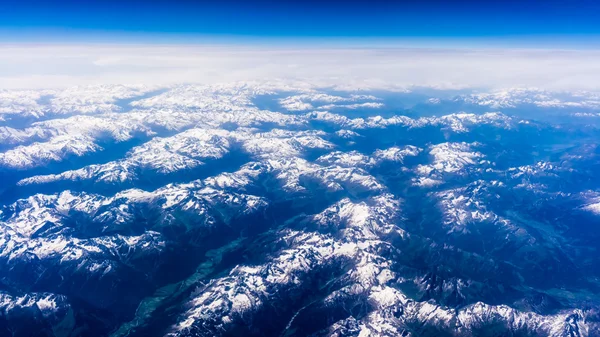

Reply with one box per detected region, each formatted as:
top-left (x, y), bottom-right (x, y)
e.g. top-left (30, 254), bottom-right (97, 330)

top-left (1, 44), bottom-right (600, 90)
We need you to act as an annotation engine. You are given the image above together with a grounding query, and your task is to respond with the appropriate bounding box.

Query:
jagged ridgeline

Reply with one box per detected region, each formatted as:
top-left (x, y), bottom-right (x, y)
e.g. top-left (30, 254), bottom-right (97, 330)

top-left (0, 84), bottom-right (599, 336)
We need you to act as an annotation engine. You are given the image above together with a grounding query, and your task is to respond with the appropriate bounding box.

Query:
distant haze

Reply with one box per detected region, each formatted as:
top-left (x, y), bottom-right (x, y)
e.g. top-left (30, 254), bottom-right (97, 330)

top-left (2, 44), bottom-right (600, 90)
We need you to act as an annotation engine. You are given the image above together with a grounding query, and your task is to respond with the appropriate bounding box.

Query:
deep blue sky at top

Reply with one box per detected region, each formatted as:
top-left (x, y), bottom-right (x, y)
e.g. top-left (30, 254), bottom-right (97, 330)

top-left (1, 0), bottom-right (599, 43)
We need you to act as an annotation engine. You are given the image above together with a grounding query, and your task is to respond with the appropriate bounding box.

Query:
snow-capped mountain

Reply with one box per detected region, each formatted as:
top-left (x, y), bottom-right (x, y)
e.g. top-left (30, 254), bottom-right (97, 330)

top-left (0, 83), bottom-right (599, 337)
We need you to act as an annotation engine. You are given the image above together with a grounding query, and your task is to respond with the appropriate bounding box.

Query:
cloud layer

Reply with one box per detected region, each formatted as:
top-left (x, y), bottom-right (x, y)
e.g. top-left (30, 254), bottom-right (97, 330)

top-left (1, 44), bottom-right (600, 90)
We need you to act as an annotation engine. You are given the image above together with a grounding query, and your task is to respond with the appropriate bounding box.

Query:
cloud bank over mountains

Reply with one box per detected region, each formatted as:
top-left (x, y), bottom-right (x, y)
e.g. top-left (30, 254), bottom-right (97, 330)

top-left (2, 44), bottom-right (600, 90)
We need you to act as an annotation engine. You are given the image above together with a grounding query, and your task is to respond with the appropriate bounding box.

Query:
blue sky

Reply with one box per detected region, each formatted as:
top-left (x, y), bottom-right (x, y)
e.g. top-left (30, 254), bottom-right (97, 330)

top-left (1, 0), bottom-right (600, 43)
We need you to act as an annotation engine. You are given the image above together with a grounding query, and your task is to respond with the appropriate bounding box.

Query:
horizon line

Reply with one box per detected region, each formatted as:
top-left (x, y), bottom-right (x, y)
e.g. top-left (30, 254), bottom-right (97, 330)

top-left (2, 30), bottom-right (600, 51)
